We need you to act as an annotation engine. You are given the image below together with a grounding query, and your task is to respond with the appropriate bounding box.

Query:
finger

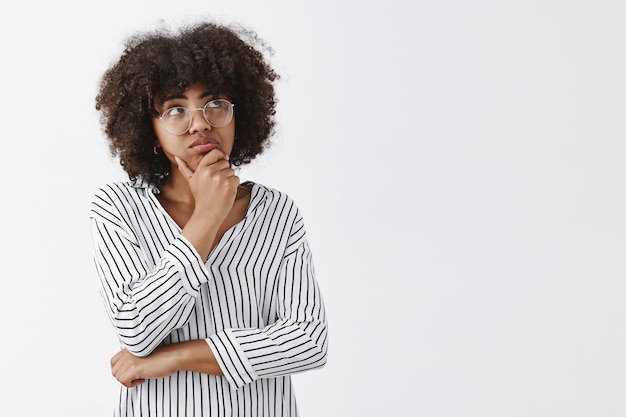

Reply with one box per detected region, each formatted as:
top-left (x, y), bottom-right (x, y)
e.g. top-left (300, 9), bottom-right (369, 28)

top-left (175, 156), bottom-right (194, 179)
top-left (111, 356), bottom-right (123, 376)
top-left (110, 349), bottom-right (124, 367)
top-left (213, 160), bottom-right (233, 172)
top-left (116, 364), bottom-right (141, 387)
top-left (223, 168), bottom-right (238, 178)
top-left (128, 378), bottom-right (146, 387)
top-left (194, 159), bottom-right (231, 175)
top-left (197, 148), bottom-right (228, 167)
top-left (118, 369), bottom-right (144, 387)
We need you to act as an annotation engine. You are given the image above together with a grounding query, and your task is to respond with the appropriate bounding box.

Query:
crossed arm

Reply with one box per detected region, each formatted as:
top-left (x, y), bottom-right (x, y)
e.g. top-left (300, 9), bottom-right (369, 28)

top-left (111, 340), bottom-right (223, 388)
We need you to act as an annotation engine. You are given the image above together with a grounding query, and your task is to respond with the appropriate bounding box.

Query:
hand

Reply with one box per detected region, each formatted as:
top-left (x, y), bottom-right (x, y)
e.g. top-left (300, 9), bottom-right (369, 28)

top-left (175, 150), bottom-right (239, 222)
top-left (110, 347), bottom-right (177, 388)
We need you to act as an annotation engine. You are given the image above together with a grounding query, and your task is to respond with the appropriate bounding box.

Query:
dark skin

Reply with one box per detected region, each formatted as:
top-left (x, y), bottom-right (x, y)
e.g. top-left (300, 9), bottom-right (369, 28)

top-left (110, 82), bottom-right (251, 388)
top-left (156, 175), bottom-right (251, 255)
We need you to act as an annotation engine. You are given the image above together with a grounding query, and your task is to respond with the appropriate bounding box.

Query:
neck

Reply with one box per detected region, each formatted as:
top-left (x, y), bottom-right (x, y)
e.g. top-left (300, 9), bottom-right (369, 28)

top-left (159, 168), bottom-right (195, 204)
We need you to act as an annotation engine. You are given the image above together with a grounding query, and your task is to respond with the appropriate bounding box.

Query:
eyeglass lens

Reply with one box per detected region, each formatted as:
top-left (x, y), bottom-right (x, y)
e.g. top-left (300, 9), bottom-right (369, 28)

top-left (161, 99), bottom-right (233, 135)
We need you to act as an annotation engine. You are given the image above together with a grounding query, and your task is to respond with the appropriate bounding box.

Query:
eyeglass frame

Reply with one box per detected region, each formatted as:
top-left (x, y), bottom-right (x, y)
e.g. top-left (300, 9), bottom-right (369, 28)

top-left (155, 98), bottom-right (235, 136)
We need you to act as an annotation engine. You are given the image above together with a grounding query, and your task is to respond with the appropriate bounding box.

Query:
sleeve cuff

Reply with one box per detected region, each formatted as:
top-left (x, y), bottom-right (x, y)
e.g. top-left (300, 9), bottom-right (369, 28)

top-left (205, 329), bottom-right (259, 389)
top-left (162, 235), bottom-right (212, 296)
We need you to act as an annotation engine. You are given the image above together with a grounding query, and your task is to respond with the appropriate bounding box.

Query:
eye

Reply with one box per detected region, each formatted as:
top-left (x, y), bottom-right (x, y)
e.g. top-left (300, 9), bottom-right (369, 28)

top-left (163, 106), bottom-right (187, 119)
top-left (206, 99), bottom-right (230, 110)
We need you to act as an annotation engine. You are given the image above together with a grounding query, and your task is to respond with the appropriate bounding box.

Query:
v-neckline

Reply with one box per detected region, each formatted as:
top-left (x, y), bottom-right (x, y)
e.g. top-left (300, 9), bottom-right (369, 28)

top-left (149, 181), bottom-right (261, 261)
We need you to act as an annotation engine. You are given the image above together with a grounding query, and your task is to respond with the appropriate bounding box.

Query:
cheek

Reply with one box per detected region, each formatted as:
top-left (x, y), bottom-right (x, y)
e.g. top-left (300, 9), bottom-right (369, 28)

top-left (227, 121), bottom-right (237, 146)
top-left (225, 132), bottom-right (236, 155)
top-left (152, 120), bottom-right (164, 142)
top-left (151, 120), bottom-right (161, 142)
top-left (152, 121), bottom-right (176, 149)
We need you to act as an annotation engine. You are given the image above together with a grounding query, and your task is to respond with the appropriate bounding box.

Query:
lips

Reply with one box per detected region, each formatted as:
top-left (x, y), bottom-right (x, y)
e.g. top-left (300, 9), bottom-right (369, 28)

top-left (190, 137), bottom-right (219, 153)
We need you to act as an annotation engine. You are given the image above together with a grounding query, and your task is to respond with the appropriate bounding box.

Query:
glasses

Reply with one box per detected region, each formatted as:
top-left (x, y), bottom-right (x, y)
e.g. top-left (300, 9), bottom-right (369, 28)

top-left (156, 99), bottom-right (234, 135)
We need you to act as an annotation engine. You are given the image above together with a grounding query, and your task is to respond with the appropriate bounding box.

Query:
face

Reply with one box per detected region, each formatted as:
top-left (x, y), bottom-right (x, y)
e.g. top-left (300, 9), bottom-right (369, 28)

top-left (152, 81), bottom-right (235, 171)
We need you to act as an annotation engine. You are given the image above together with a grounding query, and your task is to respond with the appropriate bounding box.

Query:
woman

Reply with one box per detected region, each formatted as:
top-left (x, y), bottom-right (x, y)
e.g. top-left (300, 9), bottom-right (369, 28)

top-left (90, 21), bottom-right (328, 417)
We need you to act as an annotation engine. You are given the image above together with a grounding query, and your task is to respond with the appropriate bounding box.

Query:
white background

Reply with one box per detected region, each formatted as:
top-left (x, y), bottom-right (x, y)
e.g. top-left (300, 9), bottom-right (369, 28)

top-left (0, 1), bottom-right (624, 416)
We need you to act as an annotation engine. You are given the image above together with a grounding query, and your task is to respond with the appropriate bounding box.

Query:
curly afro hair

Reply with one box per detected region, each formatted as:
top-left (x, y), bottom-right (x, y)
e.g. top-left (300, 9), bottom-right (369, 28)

top-left (95, 21), bottom-right (279, 186)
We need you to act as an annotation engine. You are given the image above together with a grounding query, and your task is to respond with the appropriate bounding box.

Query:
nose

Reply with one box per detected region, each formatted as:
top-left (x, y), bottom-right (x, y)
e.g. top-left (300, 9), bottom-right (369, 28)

top-left (188, 108), bottom-right (211, 133)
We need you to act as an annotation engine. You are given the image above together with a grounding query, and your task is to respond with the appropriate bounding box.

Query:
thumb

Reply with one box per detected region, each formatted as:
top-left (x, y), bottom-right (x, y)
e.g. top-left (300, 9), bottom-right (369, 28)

top-left (175, 156), bottom-right (194, 179)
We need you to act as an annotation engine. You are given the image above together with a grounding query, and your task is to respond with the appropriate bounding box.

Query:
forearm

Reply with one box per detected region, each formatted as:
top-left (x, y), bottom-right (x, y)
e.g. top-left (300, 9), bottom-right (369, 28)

top-left (111, 340), bottom-right (223, 387)
top-left (160, 340), bottom-right (224, 376)
top-left (180, 212), bottom-right (222, 261)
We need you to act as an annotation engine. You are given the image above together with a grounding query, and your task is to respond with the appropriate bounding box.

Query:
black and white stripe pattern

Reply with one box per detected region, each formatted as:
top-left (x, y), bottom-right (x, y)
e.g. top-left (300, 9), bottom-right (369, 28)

top-left (90, 179), bottom-right (328, 417)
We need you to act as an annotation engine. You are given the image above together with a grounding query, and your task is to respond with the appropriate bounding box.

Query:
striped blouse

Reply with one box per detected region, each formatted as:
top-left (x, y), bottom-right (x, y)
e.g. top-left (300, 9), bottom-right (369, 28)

top-left (89, 179), bottom-right (328, 417)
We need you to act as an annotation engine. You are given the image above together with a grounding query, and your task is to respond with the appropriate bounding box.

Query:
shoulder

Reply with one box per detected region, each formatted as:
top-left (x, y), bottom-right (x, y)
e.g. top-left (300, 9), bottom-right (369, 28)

top-left (246, 182), bottom-right (305, 227)
top-left (90, 178), bottom-right (156, 218)
top-left (93, 178), bottom-right (154, 200)
top-left (247, 181), bottom-right (299, 212)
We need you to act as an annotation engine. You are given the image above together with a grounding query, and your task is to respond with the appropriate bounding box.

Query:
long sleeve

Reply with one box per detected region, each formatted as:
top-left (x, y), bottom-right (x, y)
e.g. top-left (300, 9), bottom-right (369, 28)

top-left (90, 184), bottom-right (211, 356)
top-left (90, 180), bottom-right (328, 404)
top-left (206, 216), bottom-right (328, 389)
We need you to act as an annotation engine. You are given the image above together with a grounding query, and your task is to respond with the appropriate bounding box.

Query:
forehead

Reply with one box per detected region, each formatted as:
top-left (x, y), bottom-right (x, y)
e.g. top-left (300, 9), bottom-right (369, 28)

top-left (155, 82), bottom-right (223, 105)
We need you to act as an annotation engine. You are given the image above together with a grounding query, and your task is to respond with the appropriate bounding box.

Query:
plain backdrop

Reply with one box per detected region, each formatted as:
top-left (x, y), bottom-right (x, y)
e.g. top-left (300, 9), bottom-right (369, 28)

top-left (0, 1), bottom-right (624, 416)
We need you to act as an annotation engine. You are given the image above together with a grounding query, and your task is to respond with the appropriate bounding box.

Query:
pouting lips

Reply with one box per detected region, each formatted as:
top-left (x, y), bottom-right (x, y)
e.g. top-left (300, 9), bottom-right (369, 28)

top-left (190, 138), bottom-right (219, 153)
top-left (190, 136), bottom-right (219, 148)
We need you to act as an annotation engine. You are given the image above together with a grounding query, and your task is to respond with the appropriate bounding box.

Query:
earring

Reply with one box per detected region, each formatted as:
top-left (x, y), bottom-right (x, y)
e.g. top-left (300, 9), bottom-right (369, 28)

top-left (153, 146), bottom-right (160, 155)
